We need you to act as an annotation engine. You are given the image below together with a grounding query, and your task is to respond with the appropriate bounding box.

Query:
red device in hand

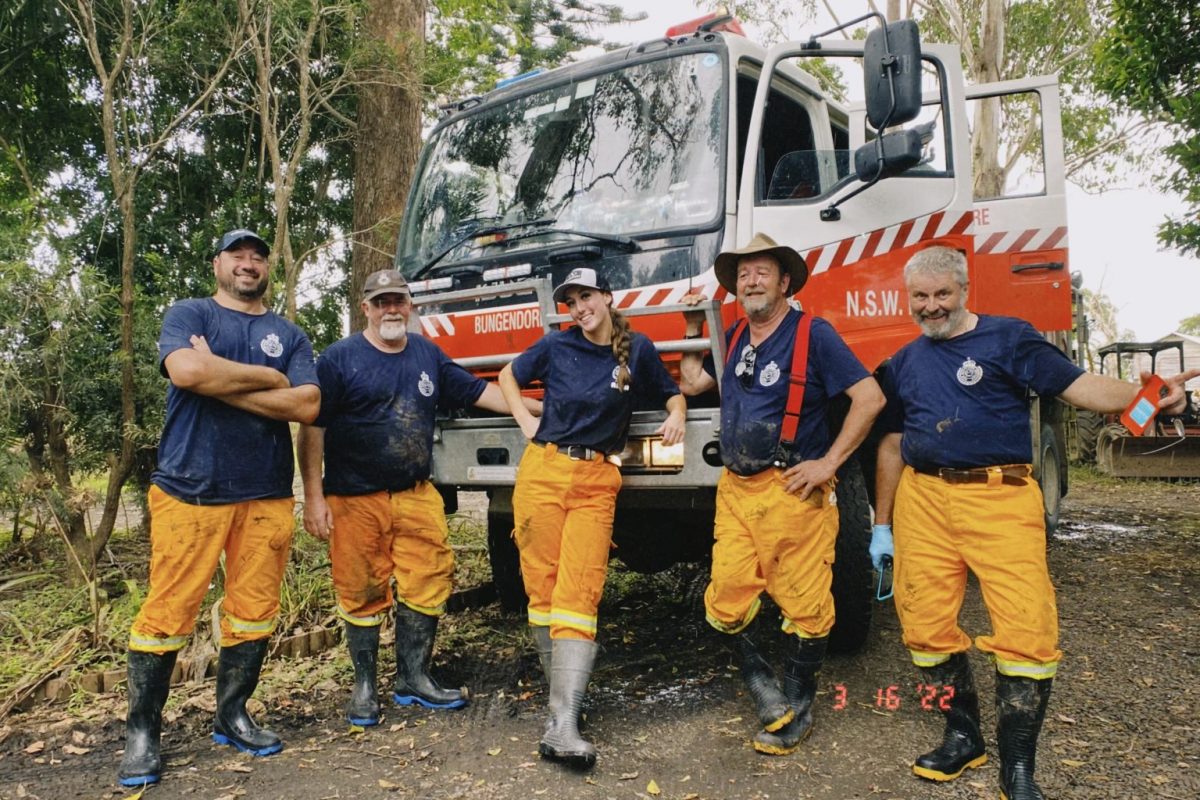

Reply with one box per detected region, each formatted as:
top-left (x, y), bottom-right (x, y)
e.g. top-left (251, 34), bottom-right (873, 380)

top-left (1119, 374), bottom-right (1168, 436)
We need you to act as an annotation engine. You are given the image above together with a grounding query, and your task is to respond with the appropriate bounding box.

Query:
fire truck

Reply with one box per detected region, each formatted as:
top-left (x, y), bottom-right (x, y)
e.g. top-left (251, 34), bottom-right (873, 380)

top-left (392, 13), bottom-right (1074, 652)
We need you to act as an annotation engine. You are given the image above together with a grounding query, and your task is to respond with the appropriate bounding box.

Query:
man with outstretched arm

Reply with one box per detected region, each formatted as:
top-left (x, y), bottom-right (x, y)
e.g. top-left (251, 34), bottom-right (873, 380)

top-left (119, 229), bottom-right (320, 787)
top-left (298, 269), bottom-right (539, 727)
top-left (679, 233), bottom-right (885, 756)
top-left (872, 244), bottom-right (1198, 800)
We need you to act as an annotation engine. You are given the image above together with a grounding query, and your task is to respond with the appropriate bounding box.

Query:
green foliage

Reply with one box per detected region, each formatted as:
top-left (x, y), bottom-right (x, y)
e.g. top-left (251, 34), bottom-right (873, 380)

top-left (1178, 314), bottom-right (1200, 336)
top-left (1096, 0), bottom-right (1200, 257)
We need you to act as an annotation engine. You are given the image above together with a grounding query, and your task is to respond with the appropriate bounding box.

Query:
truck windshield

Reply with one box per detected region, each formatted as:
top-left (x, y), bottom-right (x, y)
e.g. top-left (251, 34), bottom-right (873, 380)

top-left (398, 51), bottom-right (726, 273)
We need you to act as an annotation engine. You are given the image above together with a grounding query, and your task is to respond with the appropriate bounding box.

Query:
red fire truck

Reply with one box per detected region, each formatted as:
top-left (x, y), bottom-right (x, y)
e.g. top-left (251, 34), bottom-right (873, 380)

top-left (393, 13), bottom-right (1074, 652)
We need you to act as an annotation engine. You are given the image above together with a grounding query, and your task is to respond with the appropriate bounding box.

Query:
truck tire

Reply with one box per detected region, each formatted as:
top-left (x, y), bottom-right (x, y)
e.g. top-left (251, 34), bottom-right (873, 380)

top-left (828, 458), bottom-right (874, 655)
top-left (1074, 409), bottom-right (1104, 464)
top-left (1038, 423), bottom-right (1064, 534)
top-left (486, 512), bottom-right (527, 613)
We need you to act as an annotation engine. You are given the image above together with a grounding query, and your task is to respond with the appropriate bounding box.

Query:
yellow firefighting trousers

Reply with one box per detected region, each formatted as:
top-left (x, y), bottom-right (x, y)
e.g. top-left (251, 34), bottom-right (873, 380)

top-left (129, 485), bottom-right (294, 653)
top-left (326, 482), bottom-right (455, 626)
top-left (512, 443), bottom-right (621, 641)
top-left (893, 466), bottom-right (1060, 678)
top-left (704, 468), bottom-right (838, 638)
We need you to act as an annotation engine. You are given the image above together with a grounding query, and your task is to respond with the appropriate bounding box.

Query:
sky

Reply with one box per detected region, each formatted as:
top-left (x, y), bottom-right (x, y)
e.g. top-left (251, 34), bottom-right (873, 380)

top-left (595, 0), bottom-right (1198, 342)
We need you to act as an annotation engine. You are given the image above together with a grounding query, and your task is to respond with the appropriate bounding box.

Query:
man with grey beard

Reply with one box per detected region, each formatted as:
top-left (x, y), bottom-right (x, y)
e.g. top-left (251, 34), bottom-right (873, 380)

top-left (873, 245), bottom-right (1197, 800)
top-left (298, 269), bottom-right (530, 726)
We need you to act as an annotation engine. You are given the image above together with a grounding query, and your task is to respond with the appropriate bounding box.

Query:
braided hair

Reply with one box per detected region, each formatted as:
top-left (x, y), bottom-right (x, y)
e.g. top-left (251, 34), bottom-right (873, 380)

top-left (609, 305), bottom-right (632, 392)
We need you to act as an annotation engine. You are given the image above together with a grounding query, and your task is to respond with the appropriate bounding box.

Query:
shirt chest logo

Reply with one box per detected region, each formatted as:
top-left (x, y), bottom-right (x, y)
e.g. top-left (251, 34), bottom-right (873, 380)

top-left (260, 333), bottom-right (283, 358)
top-left (418, 370), bottom-right (434, 397)
top-left (610, 365), bottom-right (632, 392)
top-left (759, 360), bottom-right (781, 387)
top-left (956, 357), bottom-right (983, 386)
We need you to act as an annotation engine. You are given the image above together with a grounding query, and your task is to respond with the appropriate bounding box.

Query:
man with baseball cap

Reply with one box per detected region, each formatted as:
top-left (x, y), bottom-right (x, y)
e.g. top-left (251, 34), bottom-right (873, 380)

top-left (298, 269), bottom-right (539, 726)
top-left (120, 228), bottom-right (320, 787)
top-left (679, 233), bottom-right (884, 756)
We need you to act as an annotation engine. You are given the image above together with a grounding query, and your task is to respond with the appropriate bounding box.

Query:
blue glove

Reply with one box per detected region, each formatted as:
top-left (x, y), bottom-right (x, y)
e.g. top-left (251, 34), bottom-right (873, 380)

top-left (870, 523), bottom-right (894, 572)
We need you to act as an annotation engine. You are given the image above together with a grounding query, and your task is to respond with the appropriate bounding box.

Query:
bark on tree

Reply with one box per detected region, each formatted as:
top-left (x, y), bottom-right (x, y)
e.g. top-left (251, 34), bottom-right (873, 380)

top-left (969, 0), bottom-right (1005, 199)
top-left (349, 0), bottom-right (426, 333)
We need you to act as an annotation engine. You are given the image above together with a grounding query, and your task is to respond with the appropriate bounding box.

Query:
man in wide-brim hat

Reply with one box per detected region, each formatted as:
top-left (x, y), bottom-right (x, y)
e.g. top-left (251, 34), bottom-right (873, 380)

top-left (677, 231), bottom-right (885, 758)
top-left (712, 232), bottom-right (809, 296)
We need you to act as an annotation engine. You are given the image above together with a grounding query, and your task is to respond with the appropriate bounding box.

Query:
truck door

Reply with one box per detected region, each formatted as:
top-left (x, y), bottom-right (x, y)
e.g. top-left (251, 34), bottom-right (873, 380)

top-left (965, 76), bottom-right (1071, 336)
top-left (737, 41), bottom-right (975, 370)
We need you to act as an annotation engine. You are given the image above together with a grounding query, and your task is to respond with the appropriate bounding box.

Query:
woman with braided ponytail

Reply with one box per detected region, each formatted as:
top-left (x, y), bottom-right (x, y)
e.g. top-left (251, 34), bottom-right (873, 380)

top-left (499, 266), bottom-right (685, 769)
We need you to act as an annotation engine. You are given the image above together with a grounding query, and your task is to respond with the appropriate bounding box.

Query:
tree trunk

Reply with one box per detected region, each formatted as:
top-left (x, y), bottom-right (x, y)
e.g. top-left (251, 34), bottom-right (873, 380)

top-left (349, 0), bottom-right (425, 333)
top-left (970, 0), bottom-right (1006, 199)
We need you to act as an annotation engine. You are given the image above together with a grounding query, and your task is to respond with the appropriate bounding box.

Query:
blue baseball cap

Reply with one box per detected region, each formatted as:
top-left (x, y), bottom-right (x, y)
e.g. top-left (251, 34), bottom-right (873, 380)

top-left (215, 228), bottom-right (270, 258)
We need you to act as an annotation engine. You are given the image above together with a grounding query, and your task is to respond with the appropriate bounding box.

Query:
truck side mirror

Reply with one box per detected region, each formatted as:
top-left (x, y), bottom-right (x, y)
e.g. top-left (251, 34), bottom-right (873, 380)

top-left (864, 19), bottom-right (922, 129)
top-left (853, 127), bottom-right (924, 181)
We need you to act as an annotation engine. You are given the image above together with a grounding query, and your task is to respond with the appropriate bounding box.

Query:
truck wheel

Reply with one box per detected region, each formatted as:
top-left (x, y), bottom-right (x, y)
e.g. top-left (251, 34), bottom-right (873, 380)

top-left (486, 512), bottom-right (527, 613)
top-left (828, 458), bottom-right (873, 655)
top-left (1074, 409), bottom-right (1104, 464)
top-left (1039, 423), bottom-right (1063, 534)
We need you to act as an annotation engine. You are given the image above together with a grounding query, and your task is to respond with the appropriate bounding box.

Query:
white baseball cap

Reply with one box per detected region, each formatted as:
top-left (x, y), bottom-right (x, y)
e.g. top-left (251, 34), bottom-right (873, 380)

top-left (552, 267), bottom-right (610, 303)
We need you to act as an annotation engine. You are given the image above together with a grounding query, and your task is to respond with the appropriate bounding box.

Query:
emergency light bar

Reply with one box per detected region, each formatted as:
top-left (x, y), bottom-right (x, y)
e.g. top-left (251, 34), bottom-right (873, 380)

top-left (408, 277), bottom-right (453, 294)
top-left (665, 12), bottom-right (745, 38)
top-left (482, 263), bottom-right (532, 282)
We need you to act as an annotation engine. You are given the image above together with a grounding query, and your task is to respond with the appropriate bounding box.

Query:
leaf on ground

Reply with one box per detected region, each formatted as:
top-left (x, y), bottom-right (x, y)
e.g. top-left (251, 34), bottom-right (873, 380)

top-left (22, 741), bottom-right (44, 755)
top-left (1061, 759), bottom-right (1086, 768)
top-left (487, 747), bottom-right (502, 756)
top-left (61, 743), bottom-right (90, 755)
top-left (618, 771), bottom-right (639, 780)
top-left (378, 778), bottom-right (400, 790)
top-left (1056, 713), bottom-right (1077, 724)
top-left (647, 779), bottom-right (661, 795)
top-left (218, 761), bottom-right (254, 773)
top-left (517, 691), bottom-right (535, 701)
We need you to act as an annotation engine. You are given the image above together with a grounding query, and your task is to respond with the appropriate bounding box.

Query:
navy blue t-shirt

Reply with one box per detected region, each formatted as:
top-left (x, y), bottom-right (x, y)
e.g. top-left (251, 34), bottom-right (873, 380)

top-left (511, 327), bottom-right (680, 456)
top-left (703, 309), bottom-right (869, 475)
top-left (314, 333), bottom-right (488, 495)
top-left (879, 314), bottom-right (1085, 470)
top-left (153, 298), bottom-right (319, 504)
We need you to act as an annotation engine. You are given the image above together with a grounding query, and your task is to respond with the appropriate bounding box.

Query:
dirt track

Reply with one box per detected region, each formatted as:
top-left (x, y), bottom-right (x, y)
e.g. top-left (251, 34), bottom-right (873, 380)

top-left (2, 471), bottom-right (1197, 800)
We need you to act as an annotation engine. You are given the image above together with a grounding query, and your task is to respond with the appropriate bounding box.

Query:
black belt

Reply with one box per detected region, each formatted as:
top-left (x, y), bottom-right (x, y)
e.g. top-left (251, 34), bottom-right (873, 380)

top-left (535, 442), bottom-right (607, 462)
top-left (914, 464), bottom-right (1031, 486)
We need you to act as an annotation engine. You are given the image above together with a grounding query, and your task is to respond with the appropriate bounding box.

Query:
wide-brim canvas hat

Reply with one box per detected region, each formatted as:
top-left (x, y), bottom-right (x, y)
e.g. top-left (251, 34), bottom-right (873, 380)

top-left (553, 267), bottom-right (610, 303)
top-left (713, 233), bottom-right (809, 294)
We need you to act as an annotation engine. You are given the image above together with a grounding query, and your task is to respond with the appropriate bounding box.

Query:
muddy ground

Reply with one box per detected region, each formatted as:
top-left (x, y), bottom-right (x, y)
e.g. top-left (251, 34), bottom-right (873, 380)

top-left (2, 471), bottom-right (1197, 800)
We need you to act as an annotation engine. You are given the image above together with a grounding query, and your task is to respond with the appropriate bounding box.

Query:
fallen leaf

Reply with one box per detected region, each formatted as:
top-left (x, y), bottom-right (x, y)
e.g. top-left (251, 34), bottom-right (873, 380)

top-left (378, 778), bottom-right (400, 790)
top-left (22, 742), bottom-right (44, 755)
top-left (647, 779), bottom-right (661, 795)
top-left (488, 747), bottom-right (502, 756)
top-left (618, 771), bottom-right (639, 780)
top-left (1056, 714), bottom-right (1077, 724)
top-left (1061, 759), bottom-right (1086, 768)
top-left (517, 691), bottom-right (535, 701)
top-left (62, 744), bottom-right (91, 755)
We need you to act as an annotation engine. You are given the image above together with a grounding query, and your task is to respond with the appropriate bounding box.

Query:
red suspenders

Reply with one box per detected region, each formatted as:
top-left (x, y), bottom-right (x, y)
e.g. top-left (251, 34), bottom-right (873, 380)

top-left (723, 312), bottom-right (814, 451)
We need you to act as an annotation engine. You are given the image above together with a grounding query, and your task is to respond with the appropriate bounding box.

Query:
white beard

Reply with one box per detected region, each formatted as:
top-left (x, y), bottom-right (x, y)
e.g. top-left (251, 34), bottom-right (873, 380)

top-left (378, 319), bottom-right (407, 341)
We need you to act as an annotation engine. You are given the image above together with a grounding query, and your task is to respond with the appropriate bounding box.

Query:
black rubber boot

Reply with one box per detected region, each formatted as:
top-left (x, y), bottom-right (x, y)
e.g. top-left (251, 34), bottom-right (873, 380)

top-left (753, 635), bottom-right (826, 755)
top-left (724, 626), bottom-right (793, 733)
top-left (344, 623), bottom-right (381, 726)
top-left (996, 674), bottom-right (1052, 800)
top-left (539, 638), bottom-right (597, 769)
top-left (117, 649), bottom-right (177, 787)
top-left (912, 652), bottom-right (988, 781)
top-left (392, 603), bottom-right (468, 709)
top-left (211, 639), bottom-right (283, 756)
top-left (532, 625), bottom-right (552, 682)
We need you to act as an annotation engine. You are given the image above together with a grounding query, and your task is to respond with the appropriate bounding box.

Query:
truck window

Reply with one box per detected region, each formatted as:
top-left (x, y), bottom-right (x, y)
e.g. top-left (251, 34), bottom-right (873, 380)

top-left (966, 89), bottom-right (1046, 201)
top-left (397, 51), bottom-right (727, 275)
top-left (758, 53), bottom-right (950, 205)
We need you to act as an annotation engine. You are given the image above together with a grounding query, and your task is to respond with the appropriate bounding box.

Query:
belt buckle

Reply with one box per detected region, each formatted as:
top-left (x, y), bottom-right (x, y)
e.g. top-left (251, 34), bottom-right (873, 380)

top-left (566, 445), bottom-right (588, 461)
